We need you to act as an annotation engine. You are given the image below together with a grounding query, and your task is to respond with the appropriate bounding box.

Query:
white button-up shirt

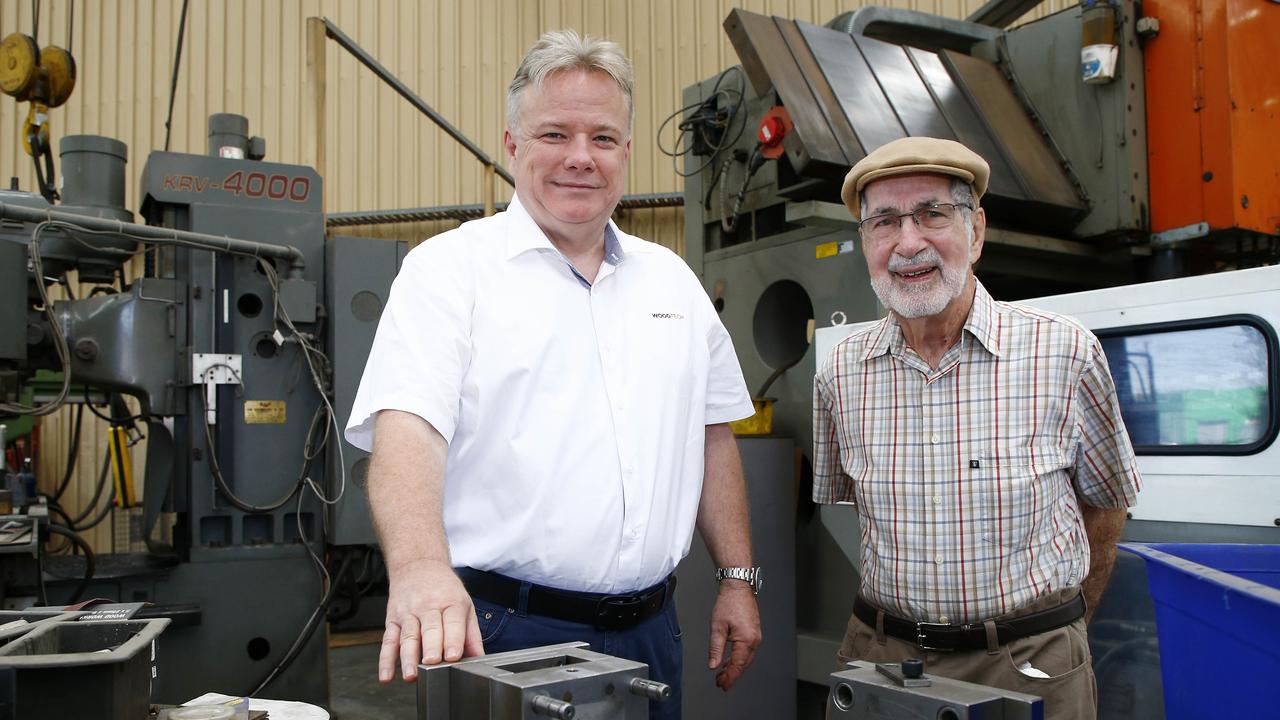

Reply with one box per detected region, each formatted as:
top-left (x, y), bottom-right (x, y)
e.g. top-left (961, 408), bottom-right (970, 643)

top-left (346, 196), bottom-right (753, 593)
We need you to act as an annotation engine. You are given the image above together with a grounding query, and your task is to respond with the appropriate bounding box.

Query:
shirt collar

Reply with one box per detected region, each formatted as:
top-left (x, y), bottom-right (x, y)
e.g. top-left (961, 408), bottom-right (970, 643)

top-left (861, 278), bottom-right (1003, 361)
top-left (503, 193), bottom-right (628, 266)
top-left (963, 280), bottom-right (1002, 357)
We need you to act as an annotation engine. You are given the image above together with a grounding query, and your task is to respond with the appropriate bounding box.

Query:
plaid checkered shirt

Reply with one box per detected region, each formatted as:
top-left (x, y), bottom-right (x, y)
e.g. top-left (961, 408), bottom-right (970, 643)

top-left (813, 281), bottom-right (1141, 624)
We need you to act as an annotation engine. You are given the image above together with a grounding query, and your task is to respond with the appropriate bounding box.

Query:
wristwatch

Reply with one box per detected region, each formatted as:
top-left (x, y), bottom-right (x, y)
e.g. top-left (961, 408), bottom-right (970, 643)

top-left (715, 566), bottom-right (763, 595)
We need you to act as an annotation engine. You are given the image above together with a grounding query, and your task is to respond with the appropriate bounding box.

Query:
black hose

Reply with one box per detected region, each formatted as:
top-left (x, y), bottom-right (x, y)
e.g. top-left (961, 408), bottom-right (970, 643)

top-left (45, 524), bottom-right (94, 604)
top-left (76, 486), bottom-right (117, 531)
top-left (68, 451), bottom-right (111, 527)
top-left (52, 405), bottom-right (84, 502)
top-left (44, 501), bottom-right (75, 552)
top-left (757, 344), bottom-right (810, 399)
top-left (83, 390), bottom-right (148, 425)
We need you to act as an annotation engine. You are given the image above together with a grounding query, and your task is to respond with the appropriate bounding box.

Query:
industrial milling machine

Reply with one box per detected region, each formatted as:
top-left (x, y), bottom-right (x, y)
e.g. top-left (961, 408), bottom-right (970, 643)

top-left (0, 111), bottom-right (404, 708)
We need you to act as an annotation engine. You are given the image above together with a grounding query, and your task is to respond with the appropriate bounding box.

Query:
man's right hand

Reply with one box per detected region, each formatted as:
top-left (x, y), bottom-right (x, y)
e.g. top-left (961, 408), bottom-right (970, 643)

top-left (379, 559), bottom-right (485, 683)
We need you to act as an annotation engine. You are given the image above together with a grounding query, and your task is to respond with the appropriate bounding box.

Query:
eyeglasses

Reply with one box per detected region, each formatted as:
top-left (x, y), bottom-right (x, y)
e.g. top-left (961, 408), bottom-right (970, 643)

top-left (857, 203), bottom-right (972, 243)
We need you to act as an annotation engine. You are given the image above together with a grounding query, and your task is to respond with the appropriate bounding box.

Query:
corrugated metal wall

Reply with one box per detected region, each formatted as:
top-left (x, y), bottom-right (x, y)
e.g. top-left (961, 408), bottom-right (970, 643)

top-left (2, 0), bottom-right (1072, 551)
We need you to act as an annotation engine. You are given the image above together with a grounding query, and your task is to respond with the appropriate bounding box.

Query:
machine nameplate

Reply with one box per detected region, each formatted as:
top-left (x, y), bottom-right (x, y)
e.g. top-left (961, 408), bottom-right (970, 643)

top-left (160, 170), bottom-right (312, 202)
top-left (243, 400), bottom-right (287, 424)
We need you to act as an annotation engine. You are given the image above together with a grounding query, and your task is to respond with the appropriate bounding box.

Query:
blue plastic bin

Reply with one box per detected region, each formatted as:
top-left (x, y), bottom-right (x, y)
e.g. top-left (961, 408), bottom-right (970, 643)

top-left (1119, 543), bottom-right (1280, 719)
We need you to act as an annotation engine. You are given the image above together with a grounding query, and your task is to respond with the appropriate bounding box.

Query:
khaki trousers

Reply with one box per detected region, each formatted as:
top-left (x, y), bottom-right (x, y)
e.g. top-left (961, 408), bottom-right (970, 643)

top-left (832, 589), bottom-right (1097, 720)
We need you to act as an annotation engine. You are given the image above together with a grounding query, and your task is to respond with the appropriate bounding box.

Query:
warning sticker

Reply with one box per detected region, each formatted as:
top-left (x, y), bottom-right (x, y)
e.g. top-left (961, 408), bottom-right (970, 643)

top-left (815, 240), bottom-right (856, 259)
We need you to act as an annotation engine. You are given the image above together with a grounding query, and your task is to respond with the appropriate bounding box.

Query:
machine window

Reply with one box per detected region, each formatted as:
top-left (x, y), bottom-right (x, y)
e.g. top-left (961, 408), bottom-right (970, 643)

top-left (1098, 318), bottom-right (1276, 454)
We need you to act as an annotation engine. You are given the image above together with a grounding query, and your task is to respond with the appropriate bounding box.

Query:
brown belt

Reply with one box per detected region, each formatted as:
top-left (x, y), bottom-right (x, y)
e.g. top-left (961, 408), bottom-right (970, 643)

top-left (853, 593), bottom-right (1086, 652)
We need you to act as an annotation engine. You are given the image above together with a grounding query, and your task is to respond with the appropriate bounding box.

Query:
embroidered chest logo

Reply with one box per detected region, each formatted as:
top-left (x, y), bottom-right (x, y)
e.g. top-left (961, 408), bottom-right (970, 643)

top-left (651, 313), bottom-right (685, 320)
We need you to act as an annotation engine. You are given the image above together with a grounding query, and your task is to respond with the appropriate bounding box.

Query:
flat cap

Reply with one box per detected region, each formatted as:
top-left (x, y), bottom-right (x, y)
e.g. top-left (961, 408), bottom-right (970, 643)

top-left (841, 136), bottom-right (990, 220)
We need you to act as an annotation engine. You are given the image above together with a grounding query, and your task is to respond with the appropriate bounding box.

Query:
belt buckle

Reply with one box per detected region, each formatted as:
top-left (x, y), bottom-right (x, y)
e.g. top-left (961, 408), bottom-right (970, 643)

top-left (915, 621), bottom-right (955, 652)
top-left (596, 594), bottom-right (642, 629)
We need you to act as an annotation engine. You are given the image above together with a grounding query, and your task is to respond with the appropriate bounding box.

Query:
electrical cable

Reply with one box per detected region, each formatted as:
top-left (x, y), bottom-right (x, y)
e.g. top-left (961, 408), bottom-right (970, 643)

top-left (255, 258), bottom-right (348, 510)
top-left (720, 144), bottom-right (765, 234)
top-left (705, 152), bottom-right (735, 211)
top-left (45, 523), bottom-right (94, 604)
top-left (655, 93), bottom-right (741, 176)
top-left (656, 66), bottom-right (749, 178)
top-left (2, 223), bottom-right (74, 416)
top-left (199, 392), bottom-right (304, 514)
top-left (297, 489), bottom-right (328, 590)
top-left (195, 356), bottom-right (335, 515)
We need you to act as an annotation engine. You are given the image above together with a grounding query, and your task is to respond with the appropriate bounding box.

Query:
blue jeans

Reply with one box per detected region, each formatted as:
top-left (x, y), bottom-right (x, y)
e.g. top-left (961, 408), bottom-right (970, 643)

top-left (473, 589), bottom-right (684, 720)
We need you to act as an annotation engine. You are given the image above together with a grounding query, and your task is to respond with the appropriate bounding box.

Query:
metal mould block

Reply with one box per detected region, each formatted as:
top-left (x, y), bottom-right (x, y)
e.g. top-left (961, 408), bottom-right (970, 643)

top-left (827, 661), bottom-right (1043, 719)
top-left (417, 642), bottom-right (670, 719)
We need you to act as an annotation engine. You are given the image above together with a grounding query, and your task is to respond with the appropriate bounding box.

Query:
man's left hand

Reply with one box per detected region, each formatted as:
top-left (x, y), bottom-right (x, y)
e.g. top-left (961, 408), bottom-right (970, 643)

top-left (706, 582), bottom-right (762, 691)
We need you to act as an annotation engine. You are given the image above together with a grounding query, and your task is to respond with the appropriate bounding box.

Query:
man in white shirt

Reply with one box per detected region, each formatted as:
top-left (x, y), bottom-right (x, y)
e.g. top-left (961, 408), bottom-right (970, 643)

top-left (344, 30), bottom-right (762, 718)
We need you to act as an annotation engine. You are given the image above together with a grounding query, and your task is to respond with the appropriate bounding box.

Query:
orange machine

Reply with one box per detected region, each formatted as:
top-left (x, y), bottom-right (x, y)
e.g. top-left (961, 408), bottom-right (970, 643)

top-left (1144, 0), bottom-right (1280, 237)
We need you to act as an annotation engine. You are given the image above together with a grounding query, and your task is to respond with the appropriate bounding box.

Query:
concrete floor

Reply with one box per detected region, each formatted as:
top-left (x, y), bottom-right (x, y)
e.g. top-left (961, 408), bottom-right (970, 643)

top-left (329, 643), bottom-right (416, 720)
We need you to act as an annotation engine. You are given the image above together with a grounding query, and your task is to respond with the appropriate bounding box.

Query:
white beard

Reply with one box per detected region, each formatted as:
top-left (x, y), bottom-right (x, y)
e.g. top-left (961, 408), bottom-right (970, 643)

top-left (870, 245), bottom-right (972, 319)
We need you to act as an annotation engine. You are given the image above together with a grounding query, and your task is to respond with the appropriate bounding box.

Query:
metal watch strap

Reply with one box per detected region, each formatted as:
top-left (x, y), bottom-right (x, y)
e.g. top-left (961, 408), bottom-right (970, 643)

top-left (715, 566), bottom-right (762, 594)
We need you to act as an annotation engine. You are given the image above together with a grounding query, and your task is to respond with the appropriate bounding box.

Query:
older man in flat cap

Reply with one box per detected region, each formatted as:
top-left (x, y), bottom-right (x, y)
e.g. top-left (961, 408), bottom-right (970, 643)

top-left (812, 137), bottom-right (1141, 718)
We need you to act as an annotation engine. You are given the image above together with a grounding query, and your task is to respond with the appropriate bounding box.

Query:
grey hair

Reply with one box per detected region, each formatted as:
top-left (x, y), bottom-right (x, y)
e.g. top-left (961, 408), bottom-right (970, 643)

top-left (506, 29), bottom-right (635, 137)
top-left (859, 178), bottom-right (978, 243)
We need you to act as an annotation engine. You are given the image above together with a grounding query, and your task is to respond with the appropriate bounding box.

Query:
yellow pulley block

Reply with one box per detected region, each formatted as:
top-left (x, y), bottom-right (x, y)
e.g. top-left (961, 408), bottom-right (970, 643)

top-left (21, 103), bottom-right (50, 157)
top-left (0, 33), bottom-right (40, 100)
top-left (40, 45), bottom-right (76, 108)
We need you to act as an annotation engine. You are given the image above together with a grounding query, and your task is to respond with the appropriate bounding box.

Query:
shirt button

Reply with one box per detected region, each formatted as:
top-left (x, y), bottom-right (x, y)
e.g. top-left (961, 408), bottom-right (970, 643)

top-left (939, 615), bottom-right (950, 624)
top-left (932, 495), bottom-right (941, 505)
top-left (934, 555), bottom-right (944, 565)
top-left (930, 433), bottom-right (940, 444)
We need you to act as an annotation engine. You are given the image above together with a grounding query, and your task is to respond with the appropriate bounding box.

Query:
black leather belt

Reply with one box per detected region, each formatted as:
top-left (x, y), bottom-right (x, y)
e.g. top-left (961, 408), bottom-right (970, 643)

top-left (457, 567), bottom-right (674, 631)
top-left (853, 593), bottom-right (1086, 652)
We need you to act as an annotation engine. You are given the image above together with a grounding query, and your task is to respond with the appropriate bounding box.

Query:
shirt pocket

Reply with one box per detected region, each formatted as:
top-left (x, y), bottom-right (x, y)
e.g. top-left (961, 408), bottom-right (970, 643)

top-left (975, 448), bottom-right (1054, 549)
top-left (630, 306), bottom-right (700, 392)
